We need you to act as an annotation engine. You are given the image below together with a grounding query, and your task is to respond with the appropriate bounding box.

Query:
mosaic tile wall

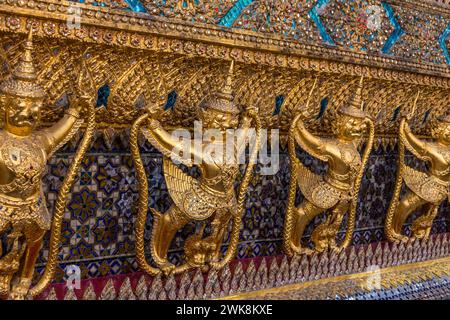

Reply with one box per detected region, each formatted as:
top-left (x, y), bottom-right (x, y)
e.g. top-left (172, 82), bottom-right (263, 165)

top-left (34, 131), bottom-right (449, 283)
top-left (69, 0), bottom-right (450, 66)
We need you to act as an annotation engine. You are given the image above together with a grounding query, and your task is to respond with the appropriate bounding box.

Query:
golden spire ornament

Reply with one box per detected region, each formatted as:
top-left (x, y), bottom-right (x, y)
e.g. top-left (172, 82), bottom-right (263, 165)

top-left (337, 76), bottom-right (368, 119)
top-left (200, 60), bottom-right (240, 115)
top-left (0, 29), bottom-right (44, 100)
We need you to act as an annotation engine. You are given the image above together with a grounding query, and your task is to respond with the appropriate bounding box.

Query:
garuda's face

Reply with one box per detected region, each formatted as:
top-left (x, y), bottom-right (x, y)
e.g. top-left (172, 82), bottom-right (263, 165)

top-left (338, 115), bottom-right (367, 140)
top-left (4, 95), bottom-right (42, 136)
top-left (201, 109), bottom-right (239, 132)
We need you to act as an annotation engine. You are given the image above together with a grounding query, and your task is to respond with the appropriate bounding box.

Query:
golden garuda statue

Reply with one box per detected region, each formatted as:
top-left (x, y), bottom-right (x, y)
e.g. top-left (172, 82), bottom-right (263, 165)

top-left (385, 93), bottom-right (449, 243)
top-left (131, 61), bottom-right (261, 276)
top-left (283, 76), bottom-right (375, 256)
top-left (0, 30), bottom-right (97, 299)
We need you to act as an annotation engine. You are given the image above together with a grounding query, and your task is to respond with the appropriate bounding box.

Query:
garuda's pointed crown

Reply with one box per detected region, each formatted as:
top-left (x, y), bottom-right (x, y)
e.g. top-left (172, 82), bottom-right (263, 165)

top-left (337, 76), bottom-right (368, 119)
top-left (200, 60), bottom-right (240, 115)
top-left (0, 29), bottom-right (45, 100)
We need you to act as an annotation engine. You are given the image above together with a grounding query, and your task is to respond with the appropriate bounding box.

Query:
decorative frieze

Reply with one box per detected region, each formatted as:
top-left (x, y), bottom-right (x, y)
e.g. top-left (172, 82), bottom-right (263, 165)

top-left (37, 233), bottom-right (449, 300)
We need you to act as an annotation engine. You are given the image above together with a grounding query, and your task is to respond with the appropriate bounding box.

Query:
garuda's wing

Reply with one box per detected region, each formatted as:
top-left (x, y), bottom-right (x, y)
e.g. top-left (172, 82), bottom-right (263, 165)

top-left (292, 132), bottom-right (340, 209)
top-left (163, 157), bottom-right (196, 213)
top-left (403, 165), bottom-right (448, 204)
top-left (163, 159), bottom-right (230, 220)
top-left (295, 159), bottom-right (341, 210)
top-left (293, 130), bottom-right (329, 163)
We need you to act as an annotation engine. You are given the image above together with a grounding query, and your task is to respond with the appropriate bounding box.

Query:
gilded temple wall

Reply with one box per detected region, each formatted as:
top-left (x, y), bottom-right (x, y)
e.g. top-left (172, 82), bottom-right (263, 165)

top-left (34, 133), bottom-right (449, 282)
top-left (0, 0), bottom-right (448, 298)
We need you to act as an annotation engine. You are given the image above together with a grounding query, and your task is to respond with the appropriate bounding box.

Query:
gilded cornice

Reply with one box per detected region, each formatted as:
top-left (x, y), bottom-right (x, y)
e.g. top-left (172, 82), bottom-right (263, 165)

top-left (0, 0), bottom-right (448, 136)
top-left (0, 0), bottom-right (448, 82)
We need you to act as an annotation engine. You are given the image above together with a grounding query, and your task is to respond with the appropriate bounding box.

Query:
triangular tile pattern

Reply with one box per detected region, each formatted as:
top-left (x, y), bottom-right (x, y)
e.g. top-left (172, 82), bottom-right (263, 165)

top-left (40, 233), bottom-right (449, 300)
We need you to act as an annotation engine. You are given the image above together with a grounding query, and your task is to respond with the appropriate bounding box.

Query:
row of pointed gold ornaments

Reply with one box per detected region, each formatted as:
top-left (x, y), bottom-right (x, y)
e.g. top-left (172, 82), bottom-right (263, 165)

top-left (0, 33), bottom-right (448, 300)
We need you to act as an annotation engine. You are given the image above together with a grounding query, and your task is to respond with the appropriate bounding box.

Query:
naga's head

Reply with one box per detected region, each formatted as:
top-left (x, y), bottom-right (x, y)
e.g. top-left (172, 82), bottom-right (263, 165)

top-left (198, 61), bottom-right (240, 132)
top-left (332, 76), bottom-right (369, 140)
top-left (0, 30), bottom-right (44, 137)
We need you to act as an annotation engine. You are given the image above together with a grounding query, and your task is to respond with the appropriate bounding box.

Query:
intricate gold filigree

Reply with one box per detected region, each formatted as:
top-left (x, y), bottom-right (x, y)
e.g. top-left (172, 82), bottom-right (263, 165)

top-left (131, 61), bottom-right (261, 275)
top-left (283, 76), bottom-right (375, 256)
top-left (385, 96), bottom-right (449, 243)
top-left (0, 31), bottom-right (96, 300)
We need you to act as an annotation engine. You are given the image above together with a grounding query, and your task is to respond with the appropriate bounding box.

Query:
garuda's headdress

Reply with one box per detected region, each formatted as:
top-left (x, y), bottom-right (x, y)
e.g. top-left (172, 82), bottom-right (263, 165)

top-left (337, 76), bottom-right (368, 119)
top-left (200, 60), bottom-right (240, 115)
top-left (0, 29), bottom-right (44, 100)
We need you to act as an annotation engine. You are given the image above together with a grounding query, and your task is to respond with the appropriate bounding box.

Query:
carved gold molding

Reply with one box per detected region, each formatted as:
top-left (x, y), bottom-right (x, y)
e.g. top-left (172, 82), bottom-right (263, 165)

top-left (0, 0), bottom-right (448, 136)
top-left (0, 0), bottom-right (449, 80)
top-left (222, 256), bottom-right (450, 300)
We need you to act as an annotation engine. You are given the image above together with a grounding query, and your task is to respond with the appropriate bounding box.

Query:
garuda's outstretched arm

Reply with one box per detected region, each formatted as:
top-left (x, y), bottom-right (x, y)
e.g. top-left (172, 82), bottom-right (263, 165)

top-left (38, 105), bottom-right (83, 156)
top-left (235, 108), bottom-right (256, 158)
top-left (400, 120), bottom-right (430, 161)
top-left (294, 119), bottom-right (329, 162)
top-left (142, 118), bottom-right (203, 166)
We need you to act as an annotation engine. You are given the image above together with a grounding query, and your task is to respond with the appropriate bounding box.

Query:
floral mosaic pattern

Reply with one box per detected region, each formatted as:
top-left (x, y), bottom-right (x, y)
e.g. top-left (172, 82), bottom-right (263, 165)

top-left (390, 7), bottom-right (449, 64)
top-left (321, 0), bottom-right (395, 52)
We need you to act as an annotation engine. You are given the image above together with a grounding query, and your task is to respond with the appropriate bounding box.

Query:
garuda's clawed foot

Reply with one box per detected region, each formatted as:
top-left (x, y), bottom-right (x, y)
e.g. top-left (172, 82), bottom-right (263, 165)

top-left (328, 240), bottom-right (342, 254)
top-left (159, 262), bottom-right (176, 276)
top-left (293, 246), bottom-right (314, 256)
top-left (10, 278), bottom-right (32, 300)
top-left (390, 232), bottom-right (409, 243)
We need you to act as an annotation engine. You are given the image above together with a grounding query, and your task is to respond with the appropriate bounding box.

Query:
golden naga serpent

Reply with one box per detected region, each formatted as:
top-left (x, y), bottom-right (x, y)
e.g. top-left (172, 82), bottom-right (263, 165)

top-left (283, 79), bottom-right (375, 255)
top-left (29, 104), bottom-right (96, 297)
top-left (130, 113), bottom-right (161, 276)
top-left (385, 91), bottom-right (420, 242)
top-left (340, 118), bottom-right (374, 250)
top-left (283, 78), bottom-right (318, 257)
top-left (385, 118), bottom-right (407, 242)
top-left (131, 111), bottom-right (261, 275)
top-left (29, 59), bottom-right (98, 297)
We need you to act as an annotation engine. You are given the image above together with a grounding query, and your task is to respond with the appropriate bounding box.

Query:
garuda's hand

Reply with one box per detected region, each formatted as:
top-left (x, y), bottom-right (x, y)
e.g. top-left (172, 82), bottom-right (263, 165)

top-left (146, 105), bottom-right (163, 121)
top-left (67, 90), bottom-right (96, 112)
top-left (243, 105), bottom-right (258, 122)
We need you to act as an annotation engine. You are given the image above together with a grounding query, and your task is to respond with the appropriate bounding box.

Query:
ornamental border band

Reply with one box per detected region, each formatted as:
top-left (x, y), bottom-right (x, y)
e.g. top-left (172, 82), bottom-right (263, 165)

top-left (0, 2), bottom-right (449, 301)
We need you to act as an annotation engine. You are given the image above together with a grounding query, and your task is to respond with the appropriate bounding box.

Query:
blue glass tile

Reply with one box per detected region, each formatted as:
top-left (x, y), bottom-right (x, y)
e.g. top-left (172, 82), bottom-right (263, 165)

top-left (308, 0), bottom-right (334, 45)
top-left (124, 0), bottom-right (147, 13)
top-left (165, 90), bottom-right (177, 110)
top-left (96, 84), bottom-right (110, 108)
top-left (381, 2), bottom-right (404, 54)
top-left (273, 95), bottom-right (285, 116)
top-left (219, 0), bottom-right (255, 28)
top-left (317, 97), bottom-right (329, 119)
top-left (438, 23), bottom-right (450, 65)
